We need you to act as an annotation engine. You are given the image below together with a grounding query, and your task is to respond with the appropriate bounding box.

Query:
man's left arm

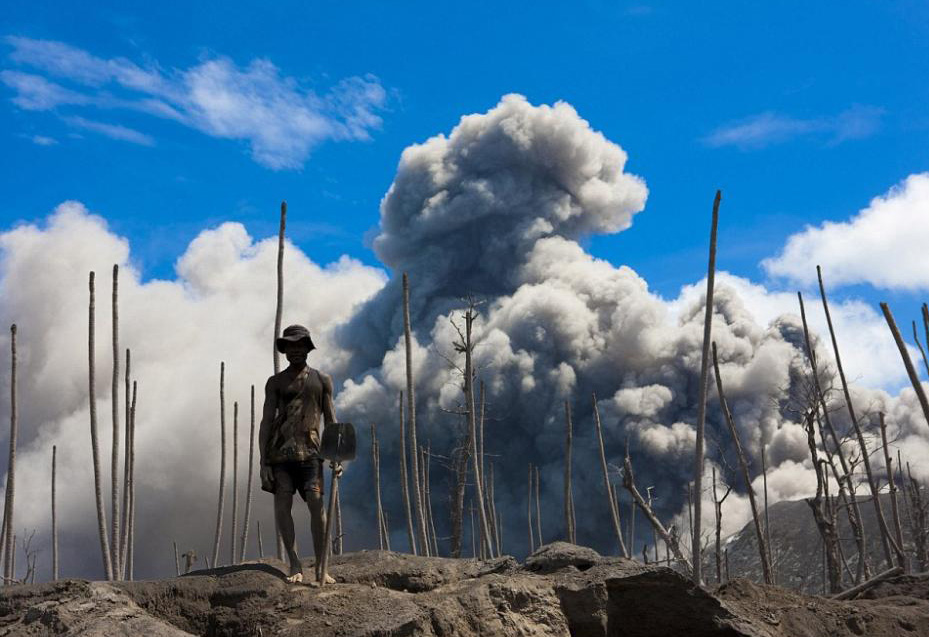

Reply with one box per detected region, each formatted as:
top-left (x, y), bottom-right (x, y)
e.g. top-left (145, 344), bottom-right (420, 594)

top-left (321, 372), bottom-right (343, 476)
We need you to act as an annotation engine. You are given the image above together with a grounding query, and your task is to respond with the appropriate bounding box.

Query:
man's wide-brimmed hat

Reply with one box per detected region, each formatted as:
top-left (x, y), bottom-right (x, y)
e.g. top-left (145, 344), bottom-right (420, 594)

top-left (276, 324), bottom-right (316, 353)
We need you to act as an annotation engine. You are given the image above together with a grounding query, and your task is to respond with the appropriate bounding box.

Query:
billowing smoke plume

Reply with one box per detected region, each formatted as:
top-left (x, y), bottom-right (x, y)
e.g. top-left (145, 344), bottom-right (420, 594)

top-left (1, 95), bottom-right (927, 581)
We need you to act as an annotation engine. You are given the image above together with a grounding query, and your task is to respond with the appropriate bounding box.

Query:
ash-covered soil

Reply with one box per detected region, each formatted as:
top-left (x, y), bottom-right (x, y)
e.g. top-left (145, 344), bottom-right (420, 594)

top-left (2, 542), bottom-right (928, 636)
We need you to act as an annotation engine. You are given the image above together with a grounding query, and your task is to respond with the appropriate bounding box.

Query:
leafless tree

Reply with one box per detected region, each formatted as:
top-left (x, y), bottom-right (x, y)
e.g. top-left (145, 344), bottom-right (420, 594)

top-left (110, 265), bottom-right (121, 579)
top-left (240, 385), bottom-right (256, 563)
top-left (593, 394), bottom-right (628, 557)
top-left (622, 445), bottom-right (691, 576)
top-left (2, 324), bottom-right (18, 585)
top-left (879, 413), bottom-right (906, 571)
top-left (212, 362), bottom-right (227, 568)
top-left (712, 467), bottom-right (731, 584)
top-left (403, 273), bottom-right (430, 556)
top-left (527, 463), bottom-right (535, 554)
top-left (712, 342), bottom-right (772, 584)
top-left (273, 201), bottom-right (286, 563)
top-left (51, 445), bottom-right (58, 581)
top-left (120, 347), bottom-right (130, 576)
top-left (231, 401), bottom-right (239, 564)
top-left (819, 269), bottom-right (902, 569)
top-left (692, 189), bottom-right (721, 586)
top-left (424, 442), bottom-right (437, 556)
top-left (372, 423), bottom-right (386, 550)
top-left (881, 303), bottom-right (929, 432)
top-left (905, 462), bottom-right (928, 571)
top-left (798, 290), bottom-right (868, 582)
top-left (88, 273), bottom-right (113, 581)
top-left (127, 380), bottom-right (137, 580)
top-left (174, 541), bottom-right (180, 576)
top-left (564, 401), bottom-right (577, 544)
top-left (397, 391), bottom-right (416, 554)
top-left (534, 464), bottom-right (543, 549)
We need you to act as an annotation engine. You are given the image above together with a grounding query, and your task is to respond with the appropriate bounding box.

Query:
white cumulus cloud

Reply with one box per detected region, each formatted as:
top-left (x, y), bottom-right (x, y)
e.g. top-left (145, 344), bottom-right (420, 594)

top-left (762, 173), bottom-right (929, 291)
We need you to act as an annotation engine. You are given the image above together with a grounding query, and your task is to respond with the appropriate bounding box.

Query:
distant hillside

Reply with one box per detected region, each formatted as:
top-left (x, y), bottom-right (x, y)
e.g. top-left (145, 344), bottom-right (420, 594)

top-left (719, 493), bottom-right (918, 593)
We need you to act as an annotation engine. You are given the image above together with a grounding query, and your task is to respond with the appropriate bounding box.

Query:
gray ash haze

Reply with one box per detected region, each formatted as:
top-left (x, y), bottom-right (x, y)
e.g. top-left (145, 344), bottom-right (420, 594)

top-left (1, 94), bottom-right (928, 581)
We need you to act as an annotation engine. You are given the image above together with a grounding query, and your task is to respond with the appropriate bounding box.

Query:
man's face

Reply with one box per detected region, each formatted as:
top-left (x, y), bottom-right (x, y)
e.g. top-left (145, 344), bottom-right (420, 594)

top-left (284, 340), bottom-right (311, 365)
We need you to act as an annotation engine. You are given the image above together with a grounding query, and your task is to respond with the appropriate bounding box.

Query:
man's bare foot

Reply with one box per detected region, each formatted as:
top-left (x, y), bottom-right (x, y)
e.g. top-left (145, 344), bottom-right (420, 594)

top-left (315, 572), bottom-right (336, 585)
top-left (286, 561), bottom-right (303, 583)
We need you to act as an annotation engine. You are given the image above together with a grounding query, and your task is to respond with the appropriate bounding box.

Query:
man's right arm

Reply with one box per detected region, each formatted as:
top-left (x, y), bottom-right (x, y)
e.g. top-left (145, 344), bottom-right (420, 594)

top-left (258, 376), bottom-right (278, 467)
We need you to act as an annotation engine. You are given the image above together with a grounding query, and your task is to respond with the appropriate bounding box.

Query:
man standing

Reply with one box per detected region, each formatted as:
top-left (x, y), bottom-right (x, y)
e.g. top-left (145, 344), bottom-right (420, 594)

top-left (259, 324), bottom-right (341, 584)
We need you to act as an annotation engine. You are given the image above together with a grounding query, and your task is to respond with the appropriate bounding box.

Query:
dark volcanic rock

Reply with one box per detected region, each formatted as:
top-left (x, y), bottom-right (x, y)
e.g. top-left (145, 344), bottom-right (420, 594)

top-left (2, 543), bottom-right (929, 636)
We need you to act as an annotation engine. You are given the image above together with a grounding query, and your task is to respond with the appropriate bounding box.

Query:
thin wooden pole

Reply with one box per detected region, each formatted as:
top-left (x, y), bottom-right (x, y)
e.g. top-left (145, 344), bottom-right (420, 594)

top-left (799, 290), bottom-right (868, 583)
top-left (403, 273), bottom-right (429, 556)
top-left (593, 394), bottom-right (628, 557)
top-left (762, 442), bottom-right (772, 579)
top-left (231, 401), bottom-right (238, 565)
top-left (174, 541), bottom-right (180, 576)
top-left (564, 400), bottom-right (576, 544)
top-left (527, 463), bottom-right (535, 554)
top-left (712, 342), bottom-right (772, 584)
top-left (879, 413), bottom-right (906, 571)
top-left (52, 445), bottom-right (58, 581)
top-left (273, 201), bottom-right (286, 563)
top-left (488, 461), bottom-right (500, 555)
top-left (398, 391), bottom-right (416, 554)
top-left (257, 520), bottom-right (264, 558)
top-left (465, 308), bottom-right (493, 558)
top-left (211, 362), bottom-right (226, 568)
top-left (692, 189), bottom-right (721, 586)
top-left (88, 274), bottom-right (114, 581)
top-left (372, 423), bottom-right (385, 550)
top-left (534, 465), bottom-right (543, 549)
top-left (240, 385), bottom-right (256, 563)
top-left (881, 303), bottom-right (929, 431)
top-left (110, 265), bottom-right (121, 579)
top-left (2, 324), bottom-right (17, 584)
top-left (425, 442), bottom-right (437, 556)
top-left (120, 347), bottom-right (130, 576)
top-left (820, 269), bottom-right (899, 569)
top-left (127, 380), bottom-right (137, 580)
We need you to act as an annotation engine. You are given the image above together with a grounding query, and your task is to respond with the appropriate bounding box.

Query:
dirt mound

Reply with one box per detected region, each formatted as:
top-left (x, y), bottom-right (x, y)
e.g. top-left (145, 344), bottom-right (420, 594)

top-left (3, 545), bottom-right (929, 636)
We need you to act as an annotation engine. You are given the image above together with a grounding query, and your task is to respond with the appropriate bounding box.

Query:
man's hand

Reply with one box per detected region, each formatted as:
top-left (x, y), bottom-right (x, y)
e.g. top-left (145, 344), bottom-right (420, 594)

top-left (333, 462), bottom-right (344, 478)
top-left (260, 464), bottom-right (274, 489)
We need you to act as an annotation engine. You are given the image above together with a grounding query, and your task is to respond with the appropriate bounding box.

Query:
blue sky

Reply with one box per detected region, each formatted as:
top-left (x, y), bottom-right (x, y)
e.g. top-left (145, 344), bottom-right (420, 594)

top-left (2, 1), bottom-right (928, 306)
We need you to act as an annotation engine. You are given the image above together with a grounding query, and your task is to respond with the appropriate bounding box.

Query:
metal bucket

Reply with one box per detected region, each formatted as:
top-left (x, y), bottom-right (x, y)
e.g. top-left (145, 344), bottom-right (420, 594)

top-left (320, 422), bottom-right (356, 462)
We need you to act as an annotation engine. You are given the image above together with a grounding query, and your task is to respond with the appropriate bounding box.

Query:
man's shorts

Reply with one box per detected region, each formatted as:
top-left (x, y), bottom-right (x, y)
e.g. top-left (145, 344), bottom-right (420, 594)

top-left (271, 459), bottom-right (325, 501)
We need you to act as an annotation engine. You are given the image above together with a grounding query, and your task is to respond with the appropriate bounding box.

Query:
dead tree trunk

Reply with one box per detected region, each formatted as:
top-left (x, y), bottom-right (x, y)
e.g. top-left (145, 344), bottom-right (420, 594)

top-left (692, 190), bottom-right (721, 585)
top-left (211, 362), bottom-right (226, 568)
top-left (403, 273), bottom-right (429, 556)
top-left (593, 394), bottom-right (628, 557)
top-left (488, 461), bottom-right (500, 555)
top-left (398, 391), bottom-right (416, 555)
top-left (798, 290), bottom-right (868, 582)
top-left (120, 348), bottom-right (130, 577)
top-left (425, 442), bottom-right (437, 556)
top-left (257, 521), bottom-right (264, 559)
top-left (127, 380), bottom-right (137, 580)
top-left (881, 303), bottom-right (929, 431)
top-left (449, 416), bottom-right (469, 558)
top-left (528, 463), bottom-right (535, 554)
top-left (535, 464), bottom-right (543, 549)
top-left (372, 423), bottom-right (385, 550)
top-left (2, 324), bottom-right (17, 585)
top-left (819, 269), bottom-right (901, 569)
top-left (564, 400), bottom-right (577, 544)
top-left (110, 265), bottom-right (121, 579)
top-left (622, 447), bottom-right (692, 576)
top-left (464, 308), bottom-right (493, 559)
top-left (273, 200), bottom-right (286, 563)
top-left (712, 467), bottom-right (731, 584)
top-left (52, 445), bottom-right (58, 581)
top-left (912, 320), bottom-right (929, 378)
top-left (802, 407), bottom-right (843, 594)
top-left (762, 442), bottom-right (773, 579)
top-left (879, 413), bottom-right (906, 571)
top-left (174, 541), bottom-right (180, 576)
top-left (906, 462), bottom-right (929, 571)
top-left (87, 274), bottom-right (114, 581)
top-left (712, 342), bottom-right (772, 584)
top-left (231, 401), bottom-right (238, 565)
top-left (239, 385), bottom-right (256, 563)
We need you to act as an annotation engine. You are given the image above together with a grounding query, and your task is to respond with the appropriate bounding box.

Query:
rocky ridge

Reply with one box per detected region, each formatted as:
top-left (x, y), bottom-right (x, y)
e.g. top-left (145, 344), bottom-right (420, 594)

top-left (1, 542), bottom-right (928, 636)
